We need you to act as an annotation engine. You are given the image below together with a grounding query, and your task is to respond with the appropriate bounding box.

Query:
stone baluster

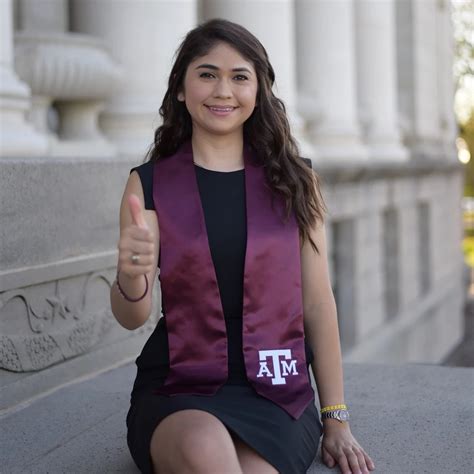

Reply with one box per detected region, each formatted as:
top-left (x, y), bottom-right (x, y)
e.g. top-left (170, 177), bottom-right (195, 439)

top-left (15, 0), bottom-right (123, 157)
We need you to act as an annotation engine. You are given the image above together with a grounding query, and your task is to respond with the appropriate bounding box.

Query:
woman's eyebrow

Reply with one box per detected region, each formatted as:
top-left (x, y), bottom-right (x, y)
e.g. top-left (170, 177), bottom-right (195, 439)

top-left (195, 64), bottom-right (253, 74)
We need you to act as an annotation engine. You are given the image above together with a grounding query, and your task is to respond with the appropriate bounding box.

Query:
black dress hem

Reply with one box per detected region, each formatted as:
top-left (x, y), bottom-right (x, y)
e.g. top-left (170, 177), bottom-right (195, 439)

top-left (126, 383), bottom-right (323, 474)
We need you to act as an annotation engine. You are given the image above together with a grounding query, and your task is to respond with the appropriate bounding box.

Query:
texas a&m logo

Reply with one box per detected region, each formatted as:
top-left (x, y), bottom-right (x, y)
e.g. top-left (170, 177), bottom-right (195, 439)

top-left (256, 349), bottom-right (299, 385)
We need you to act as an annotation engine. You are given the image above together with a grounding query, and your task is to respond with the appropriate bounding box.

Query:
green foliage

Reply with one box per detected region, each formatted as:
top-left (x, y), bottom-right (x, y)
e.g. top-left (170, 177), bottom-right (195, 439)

top-left (460, 111), bottom-right (474, 197)
top-left (463, 236), bottom-right (474, 267)
top-left (452, 1), bottom-right (474, 197)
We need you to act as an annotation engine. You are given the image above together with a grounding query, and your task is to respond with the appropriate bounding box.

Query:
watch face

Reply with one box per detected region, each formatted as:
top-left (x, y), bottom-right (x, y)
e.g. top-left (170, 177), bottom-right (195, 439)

top-left (339, 410), bottom-right (349, 421)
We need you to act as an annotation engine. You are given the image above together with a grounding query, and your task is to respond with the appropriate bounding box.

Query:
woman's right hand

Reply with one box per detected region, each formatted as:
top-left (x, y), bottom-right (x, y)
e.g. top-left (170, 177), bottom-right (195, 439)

top-left (117, 193), bottom-right (156, 279)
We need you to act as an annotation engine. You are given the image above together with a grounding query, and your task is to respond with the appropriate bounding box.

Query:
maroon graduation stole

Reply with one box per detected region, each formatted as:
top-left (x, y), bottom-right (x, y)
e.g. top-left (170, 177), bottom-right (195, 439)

top-left (151, 139), bottom-right (315, 419)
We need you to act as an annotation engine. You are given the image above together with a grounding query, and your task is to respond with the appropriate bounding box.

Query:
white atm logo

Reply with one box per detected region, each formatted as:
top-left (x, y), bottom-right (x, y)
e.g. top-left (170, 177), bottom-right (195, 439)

top-left (257, 349), bottom-right (299, 385)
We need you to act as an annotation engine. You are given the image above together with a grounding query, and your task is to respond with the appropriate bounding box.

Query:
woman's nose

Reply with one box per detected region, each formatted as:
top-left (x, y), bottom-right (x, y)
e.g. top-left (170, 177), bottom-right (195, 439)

top-left (213, 78), bottom-right (233, 97)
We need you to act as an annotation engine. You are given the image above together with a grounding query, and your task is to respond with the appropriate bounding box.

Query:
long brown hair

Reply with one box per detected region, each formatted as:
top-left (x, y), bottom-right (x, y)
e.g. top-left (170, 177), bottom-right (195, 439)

top-left (143, 18), bottom-right (327, 254)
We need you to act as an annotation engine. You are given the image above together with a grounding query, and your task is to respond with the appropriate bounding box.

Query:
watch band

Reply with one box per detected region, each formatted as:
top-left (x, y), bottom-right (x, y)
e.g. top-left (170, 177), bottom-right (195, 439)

top-left (320, 403), bottom-right (347, 413)
top-left (321, 408), bottom-right (350, 423)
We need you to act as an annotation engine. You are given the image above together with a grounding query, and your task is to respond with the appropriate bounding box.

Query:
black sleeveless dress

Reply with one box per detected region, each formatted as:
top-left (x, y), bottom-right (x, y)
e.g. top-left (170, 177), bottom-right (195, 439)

top-left (125, 159), bottom-right (323, 474)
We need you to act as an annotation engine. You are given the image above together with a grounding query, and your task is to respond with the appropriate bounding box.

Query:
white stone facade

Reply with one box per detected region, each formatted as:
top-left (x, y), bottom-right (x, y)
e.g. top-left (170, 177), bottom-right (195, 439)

top-left (0, 0), bottom-right (464, 378)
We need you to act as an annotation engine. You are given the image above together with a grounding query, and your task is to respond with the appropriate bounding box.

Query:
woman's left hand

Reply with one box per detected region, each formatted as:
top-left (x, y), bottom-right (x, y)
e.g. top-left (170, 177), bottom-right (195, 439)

top-left (320, 421), bottom-right (375, 474)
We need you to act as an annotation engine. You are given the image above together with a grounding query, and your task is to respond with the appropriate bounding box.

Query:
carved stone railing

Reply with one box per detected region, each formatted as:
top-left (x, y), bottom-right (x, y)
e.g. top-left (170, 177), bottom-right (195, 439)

top-left (0, 267), bottom-right (114, 371)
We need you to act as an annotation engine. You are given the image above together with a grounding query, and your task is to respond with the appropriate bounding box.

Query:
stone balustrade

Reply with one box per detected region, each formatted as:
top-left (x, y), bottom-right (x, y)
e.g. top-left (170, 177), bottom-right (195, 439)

top-left (14, 31), bottom-right (123, 157)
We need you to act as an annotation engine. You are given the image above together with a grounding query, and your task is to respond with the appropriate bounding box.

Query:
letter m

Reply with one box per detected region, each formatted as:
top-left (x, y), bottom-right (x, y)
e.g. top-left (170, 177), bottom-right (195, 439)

top-left (281, 359), bottom-right (298, 376)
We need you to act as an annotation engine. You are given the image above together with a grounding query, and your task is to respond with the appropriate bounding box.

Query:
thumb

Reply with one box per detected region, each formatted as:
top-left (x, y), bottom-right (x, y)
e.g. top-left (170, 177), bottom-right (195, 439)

top-left (128, 194), bottom-right (148, 230)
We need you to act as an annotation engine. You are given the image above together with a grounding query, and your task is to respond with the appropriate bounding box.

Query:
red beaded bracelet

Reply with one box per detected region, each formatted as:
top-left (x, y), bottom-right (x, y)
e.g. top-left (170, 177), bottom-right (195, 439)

top-left (116, 269), bottom-right (149, 302)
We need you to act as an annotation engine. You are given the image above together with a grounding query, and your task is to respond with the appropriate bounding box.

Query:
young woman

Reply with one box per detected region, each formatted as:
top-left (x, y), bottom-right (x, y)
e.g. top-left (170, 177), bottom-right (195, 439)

top-left (110, 18), bottom-right (375, 474)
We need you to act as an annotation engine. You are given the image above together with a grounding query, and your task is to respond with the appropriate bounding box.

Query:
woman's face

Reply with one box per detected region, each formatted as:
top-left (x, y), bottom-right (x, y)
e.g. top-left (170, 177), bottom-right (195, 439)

top-left (177, 42), bottom-right (258, 136)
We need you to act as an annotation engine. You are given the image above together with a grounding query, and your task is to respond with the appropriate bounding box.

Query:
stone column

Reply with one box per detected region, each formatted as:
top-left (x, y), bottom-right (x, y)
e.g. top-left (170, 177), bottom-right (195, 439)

top-left (295, 0), bottom-right (367, 162)
top-left (436, 0), bottom-right (458, 161)
top-left (395, 0), bottom-right (442, 159)
top-left (200, 0), bottom-right (315, 160)
top-left (70, 0), bottom-right (197, 158)
top-left (0, 0), bottom-right (47, 157)
top-left (354, 0), bottom-right (408, 161)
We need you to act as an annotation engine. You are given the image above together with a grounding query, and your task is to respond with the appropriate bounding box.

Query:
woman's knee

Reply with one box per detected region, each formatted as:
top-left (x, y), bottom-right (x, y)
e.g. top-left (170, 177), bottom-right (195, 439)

top-left (178, 423), bottom-right (238, 469)
top-left (150, 409), bottom-right (241, 473)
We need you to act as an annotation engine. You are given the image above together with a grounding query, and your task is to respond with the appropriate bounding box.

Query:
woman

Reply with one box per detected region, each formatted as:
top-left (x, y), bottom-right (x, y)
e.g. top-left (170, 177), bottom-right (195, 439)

top-left (110, 18), bottom-right (375, 474)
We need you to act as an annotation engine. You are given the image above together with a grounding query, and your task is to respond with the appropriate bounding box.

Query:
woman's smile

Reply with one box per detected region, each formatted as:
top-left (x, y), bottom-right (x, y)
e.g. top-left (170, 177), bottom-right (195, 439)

top-left (205, 105), bottom-right (238, 116)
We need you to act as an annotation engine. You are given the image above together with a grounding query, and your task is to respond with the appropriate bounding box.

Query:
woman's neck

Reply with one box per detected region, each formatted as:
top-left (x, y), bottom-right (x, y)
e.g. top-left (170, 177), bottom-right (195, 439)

top-left (191, 134), bottom-right (244, 171)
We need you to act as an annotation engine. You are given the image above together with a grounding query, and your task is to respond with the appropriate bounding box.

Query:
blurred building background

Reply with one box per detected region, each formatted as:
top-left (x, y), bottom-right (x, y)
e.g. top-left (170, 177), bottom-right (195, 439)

top-left (0, 0), bottom-right (470, 402)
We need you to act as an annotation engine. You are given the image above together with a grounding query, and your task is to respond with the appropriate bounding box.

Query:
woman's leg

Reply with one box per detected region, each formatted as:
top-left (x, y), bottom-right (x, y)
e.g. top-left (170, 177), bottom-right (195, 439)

top-left (150, 409), bottom-right (243, 474)
top-left (230, 430), bottom-right (279, 474)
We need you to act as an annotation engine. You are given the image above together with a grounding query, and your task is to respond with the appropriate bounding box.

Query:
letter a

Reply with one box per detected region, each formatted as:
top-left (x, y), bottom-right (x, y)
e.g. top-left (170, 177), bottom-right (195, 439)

top-left (257, 361), bottom-right (273, 378)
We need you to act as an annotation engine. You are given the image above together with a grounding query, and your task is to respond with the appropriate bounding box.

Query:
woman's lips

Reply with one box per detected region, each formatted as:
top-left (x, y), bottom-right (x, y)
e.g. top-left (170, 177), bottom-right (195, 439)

top-left (205, 105), bottom-right (237, 117)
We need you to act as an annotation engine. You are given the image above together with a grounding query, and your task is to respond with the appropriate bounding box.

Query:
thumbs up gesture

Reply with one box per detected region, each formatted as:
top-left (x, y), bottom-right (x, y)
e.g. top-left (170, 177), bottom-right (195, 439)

top-left (128, 193), bottom-right (149, 230)
top-left (117, 193), bottom-right (155, 279)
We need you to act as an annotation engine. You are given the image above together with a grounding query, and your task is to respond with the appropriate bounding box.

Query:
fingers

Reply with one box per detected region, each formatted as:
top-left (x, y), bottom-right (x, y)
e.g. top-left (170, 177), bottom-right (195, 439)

top-left (118, 247), bottom-right (155, 278)
top-left (119, 239), bottom-right (153, 255)
top-left (349, 448), bottom-right (369, 474)
top-left (361, 447), bottom-right (375, 471)
top-left (322, 442), bottom-right (375, 474)
top-left (128, 193), bottom-right (149, 230)
top-left (118, 257), bottom-right (155, 278)
top-left (117, 234), bottom-right (154, 256)
top-left (336, 451), bottom-right (352, 474)
top-left (352, 446), bottom-right (369, 473)
top-left (117, 237), bottom-right (155, 278)
top-left (338, 448), bottom-right (366, 474)
top-left (352, 444), bottom-right (375, 471)
top-left (322, 446), bottom-right (336, 468)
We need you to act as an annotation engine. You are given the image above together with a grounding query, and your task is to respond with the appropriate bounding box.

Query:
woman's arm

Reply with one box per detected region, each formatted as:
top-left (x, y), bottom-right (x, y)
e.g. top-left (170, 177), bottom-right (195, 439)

top-left (301, 213), bottom-right (376, 473)
top-left (301, 218), bottom-right (347, 429)
top-left (110, 170), bottom-right (160, 330)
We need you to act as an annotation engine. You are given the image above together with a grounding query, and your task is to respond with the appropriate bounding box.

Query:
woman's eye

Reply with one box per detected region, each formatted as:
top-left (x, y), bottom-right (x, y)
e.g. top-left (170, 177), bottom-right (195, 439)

top-left (199, 72), bottom-right (248, 81)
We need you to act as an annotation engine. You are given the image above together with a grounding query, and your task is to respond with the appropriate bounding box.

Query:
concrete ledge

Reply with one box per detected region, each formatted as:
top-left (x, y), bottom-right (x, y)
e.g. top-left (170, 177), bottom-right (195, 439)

top-left (0, 362), bottom-right (472, 473)
top-left (0, 327), bottom-right (153, 412)
top-left (315, 157), bottom-right (463, 184)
